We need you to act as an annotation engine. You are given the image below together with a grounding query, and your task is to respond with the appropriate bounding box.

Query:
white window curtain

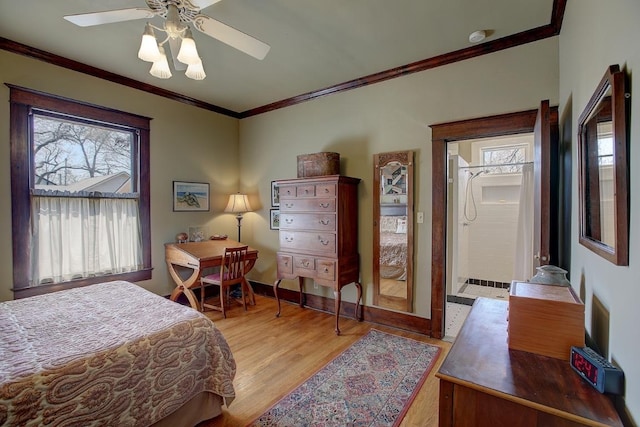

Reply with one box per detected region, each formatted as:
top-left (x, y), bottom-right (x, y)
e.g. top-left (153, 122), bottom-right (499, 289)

top-left (31, 195), bottom-right (142, 285)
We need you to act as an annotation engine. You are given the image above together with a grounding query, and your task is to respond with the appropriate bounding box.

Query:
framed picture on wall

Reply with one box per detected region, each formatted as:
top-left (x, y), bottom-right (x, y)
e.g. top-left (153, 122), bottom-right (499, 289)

top-left (271, 181), bottom-right (280, 207)
top-left (270, 209), bottom-right (280, 230)
top-left (173, 181), bottom-right (210, 212)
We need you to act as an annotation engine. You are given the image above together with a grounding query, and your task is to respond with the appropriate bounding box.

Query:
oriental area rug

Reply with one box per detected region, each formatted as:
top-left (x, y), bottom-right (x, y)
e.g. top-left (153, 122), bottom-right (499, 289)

top-left (248, 329), bottom-right (441, 427)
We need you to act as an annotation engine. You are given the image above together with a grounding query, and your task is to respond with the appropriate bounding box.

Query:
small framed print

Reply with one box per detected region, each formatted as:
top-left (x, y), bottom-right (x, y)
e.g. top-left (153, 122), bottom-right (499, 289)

top-left (270, 209), bottom-right (280, 230)
top-left (173, 181), bottom-right (210, 212)
top-left (271, 181), bottom-right (280, 207)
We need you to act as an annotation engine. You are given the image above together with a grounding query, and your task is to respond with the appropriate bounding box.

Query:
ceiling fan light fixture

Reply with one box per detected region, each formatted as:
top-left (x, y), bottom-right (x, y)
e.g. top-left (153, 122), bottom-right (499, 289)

top-left (177, 27), bottom-right (201, 65)
top-left (185, 59), bottom-right (206, 80)
top-left (138, 23), bottom-right (161, 62)
top-left (149, 46), bottom-right (172, 79)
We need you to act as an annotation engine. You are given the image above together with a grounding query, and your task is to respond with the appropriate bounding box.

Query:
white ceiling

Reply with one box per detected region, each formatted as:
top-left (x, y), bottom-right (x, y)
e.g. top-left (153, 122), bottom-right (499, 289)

top-left (0, 0), bottom-right (557, 115)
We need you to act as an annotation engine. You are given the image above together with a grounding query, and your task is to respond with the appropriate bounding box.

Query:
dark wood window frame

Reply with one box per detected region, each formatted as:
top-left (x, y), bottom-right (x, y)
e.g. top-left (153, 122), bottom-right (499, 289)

top-left (8, 84), bottom-right (152, 299)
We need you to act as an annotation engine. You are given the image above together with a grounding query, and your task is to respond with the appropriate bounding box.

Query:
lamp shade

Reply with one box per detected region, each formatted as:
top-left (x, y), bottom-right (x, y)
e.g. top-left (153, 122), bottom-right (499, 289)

top-left (138, 23), bottom-right (161, 62)
top-left (149, 46), bottom-right (172, 79)
top-left (177, 27), bottom-right (200, 65)
top-left (185, 59), bottom-right (206, 80)
top-left (224, 193), bottom-right (252, 213)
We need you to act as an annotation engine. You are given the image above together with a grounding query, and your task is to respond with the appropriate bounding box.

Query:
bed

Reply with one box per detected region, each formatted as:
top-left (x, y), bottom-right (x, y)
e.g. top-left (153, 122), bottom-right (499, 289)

top-left (0, 280), bottom-right (236, 427)
top-left (379, 215), bottom-right (408, 280)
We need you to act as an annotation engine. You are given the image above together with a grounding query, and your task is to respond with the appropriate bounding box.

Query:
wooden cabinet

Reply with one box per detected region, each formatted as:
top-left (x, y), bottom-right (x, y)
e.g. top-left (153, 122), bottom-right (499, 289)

top-left (436, 298), bottom-right (622, 427)
top-left (273, 175), bottom-right (362, 335)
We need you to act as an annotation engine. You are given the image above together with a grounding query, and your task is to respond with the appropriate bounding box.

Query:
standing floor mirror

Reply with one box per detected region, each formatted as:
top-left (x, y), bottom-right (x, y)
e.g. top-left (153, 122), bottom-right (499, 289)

top-left (373, 151), bottom-right (414, 312)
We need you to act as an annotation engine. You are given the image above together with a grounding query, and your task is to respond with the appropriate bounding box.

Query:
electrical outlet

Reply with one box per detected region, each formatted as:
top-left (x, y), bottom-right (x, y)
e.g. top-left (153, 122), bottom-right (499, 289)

top-left (417, 212), bottom-right (424, 223)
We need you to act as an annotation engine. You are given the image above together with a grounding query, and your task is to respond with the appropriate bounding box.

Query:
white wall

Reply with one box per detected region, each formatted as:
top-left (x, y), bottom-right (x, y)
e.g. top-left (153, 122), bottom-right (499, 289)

top-left (239, 38), bottom-right (559, 318)
top-left (0, 50), bottom-right (241, 301)
top-left (466, 174), bottom-right (521, 284)
top-left (560, 0), bottom-right (640, 422)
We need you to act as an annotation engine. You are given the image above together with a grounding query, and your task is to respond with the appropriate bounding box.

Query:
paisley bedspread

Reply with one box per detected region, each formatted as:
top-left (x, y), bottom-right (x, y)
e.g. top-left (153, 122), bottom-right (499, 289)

top-left (0, 281), bottom-right (236, 426)
top-left (380, 232), bottom-right (407, 280)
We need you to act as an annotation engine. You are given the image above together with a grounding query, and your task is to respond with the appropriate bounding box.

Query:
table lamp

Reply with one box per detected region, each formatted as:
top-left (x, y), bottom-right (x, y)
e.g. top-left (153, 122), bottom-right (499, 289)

top-left (224, 193), bottom-right (252, 242)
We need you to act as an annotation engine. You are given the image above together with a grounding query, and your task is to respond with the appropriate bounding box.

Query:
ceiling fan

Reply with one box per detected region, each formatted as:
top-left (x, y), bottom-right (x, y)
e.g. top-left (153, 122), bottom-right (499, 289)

top-left (64, 0), bottom-right (270, 79)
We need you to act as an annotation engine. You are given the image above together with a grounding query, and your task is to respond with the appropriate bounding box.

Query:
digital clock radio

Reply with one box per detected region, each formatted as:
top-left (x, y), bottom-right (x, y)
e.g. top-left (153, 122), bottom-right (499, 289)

top-left (570, 346), bottom-right (624, 394)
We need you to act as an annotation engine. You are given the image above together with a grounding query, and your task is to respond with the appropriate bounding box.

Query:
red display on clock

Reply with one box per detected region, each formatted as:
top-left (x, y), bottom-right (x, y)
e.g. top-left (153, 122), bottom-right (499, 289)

top-left (572, 351), bottom-right (598, 385)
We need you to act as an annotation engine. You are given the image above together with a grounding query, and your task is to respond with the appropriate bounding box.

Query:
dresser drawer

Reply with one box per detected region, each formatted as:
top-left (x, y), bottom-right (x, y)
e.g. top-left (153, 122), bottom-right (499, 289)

top-left (279, 185), bottom-right (296, 199)
top-left (296, 184), bottom-right (316, 197)
top-left (277, 253), bottom-right (293, 276)
top-left (280, 231), bottom-right (337, 255)
top-left (280, 213), bottom-right (336, 231)
top-left (280, 198), bottom-right (336, 213)
top-left (293, 255), bottom-right (315, 275)
top-left (316, 259), bottom-right (336, 281)
top-left (315, 183), bottom-right (336, 197)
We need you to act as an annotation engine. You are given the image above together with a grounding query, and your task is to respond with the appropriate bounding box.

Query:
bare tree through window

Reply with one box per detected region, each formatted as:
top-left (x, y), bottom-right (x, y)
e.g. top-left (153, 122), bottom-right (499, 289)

top-left (33, 114), bottom-right (133, 190)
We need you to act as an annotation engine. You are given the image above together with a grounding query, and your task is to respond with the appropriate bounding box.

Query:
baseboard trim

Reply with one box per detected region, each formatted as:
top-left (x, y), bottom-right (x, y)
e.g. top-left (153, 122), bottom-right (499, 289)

top-left (250, 281), bottom-right (431, 336)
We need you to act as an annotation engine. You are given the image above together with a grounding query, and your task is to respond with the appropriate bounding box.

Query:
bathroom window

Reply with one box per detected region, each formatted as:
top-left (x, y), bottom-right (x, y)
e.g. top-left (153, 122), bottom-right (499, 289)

top-left (482, 144), bottom-right (527, 174)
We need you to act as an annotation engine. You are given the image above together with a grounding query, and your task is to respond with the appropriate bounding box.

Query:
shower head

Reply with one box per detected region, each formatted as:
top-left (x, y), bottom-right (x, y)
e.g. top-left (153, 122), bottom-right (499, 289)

top-left (468, 169), bottom-right (485, 180)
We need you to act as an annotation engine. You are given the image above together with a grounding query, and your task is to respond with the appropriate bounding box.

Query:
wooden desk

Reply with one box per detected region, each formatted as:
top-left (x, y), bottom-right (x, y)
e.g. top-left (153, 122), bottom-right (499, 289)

top-left (165, 240), bottom-right (259, 311)
top-left (436, 298), bottom-right (622, 427)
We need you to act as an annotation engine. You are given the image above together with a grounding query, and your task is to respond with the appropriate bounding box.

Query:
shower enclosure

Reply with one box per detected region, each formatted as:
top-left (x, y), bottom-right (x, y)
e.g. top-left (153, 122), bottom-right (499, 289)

top-left (446, 135), bottom-right (534, 302)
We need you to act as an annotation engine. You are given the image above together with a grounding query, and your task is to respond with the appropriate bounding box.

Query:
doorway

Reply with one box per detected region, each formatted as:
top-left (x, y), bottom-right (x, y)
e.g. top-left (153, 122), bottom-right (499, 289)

top-left (430, 103), bottom-right (558, 339)
top-left (445, 134), bottom-right (534, 339)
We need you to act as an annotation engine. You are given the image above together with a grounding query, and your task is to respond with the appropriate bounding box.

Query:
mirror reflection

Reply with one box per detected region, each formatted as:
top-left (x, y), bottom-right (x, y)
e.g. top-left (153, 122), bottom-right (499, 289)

top-left (578, 64), bottom-right (629, 265)
top-left (582, 87), bottom-right (615, 248)
top-left (373, 151), bottom-right (414, 312)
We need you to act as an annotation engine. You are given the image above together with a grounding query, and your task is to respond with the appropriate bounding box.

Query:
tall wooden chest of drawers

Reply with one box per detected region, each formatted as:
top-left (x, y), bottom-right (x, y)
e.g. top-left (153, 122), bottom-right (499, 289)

top-left (273, 175), bottom-right (362, 335)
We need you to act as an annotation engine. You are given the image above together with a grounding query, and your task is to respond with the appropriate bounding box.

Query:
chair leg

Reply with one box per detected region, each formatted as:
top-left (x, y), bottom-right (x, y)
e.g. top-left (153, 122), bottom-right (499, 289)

top-left (220, 286), bottom-right (227, 318)
top-left (200, 282), bottom-right (205, 312)
top-left (240, 280), bottom-right (247, 311)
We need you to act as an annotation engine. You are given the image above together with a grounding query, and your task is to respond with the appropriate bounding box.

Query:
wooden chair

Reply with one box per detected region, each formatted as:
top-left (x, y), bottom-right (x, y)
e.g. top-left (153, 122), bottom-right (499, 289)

top-left (200, 246), bottom-right (249, 318)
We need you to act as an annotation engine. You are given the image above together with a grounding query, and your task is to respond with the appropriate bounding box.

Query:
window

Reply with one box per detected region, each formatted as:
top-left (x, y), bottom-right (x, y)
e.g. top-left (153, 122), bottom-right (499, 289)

top-left (9, 85), bottom-right (152, 298)
top-left (481, 144), bottom-right (527, 174)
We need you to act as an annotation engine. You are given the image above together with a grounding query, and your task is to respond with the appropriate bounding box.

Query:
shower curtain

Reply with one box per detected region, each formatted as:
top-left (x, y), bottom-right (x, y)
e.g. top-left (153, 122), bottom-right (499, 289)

top-left (513, 163), bottom-right (534, 282)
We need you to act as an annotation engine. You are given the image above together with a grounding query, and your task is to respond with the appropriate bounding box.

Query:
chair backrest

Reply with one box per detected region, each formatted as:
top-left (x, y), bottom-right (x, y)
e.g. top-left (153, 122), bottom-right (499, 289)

top-left (221, 246), bottom-right (249, 284)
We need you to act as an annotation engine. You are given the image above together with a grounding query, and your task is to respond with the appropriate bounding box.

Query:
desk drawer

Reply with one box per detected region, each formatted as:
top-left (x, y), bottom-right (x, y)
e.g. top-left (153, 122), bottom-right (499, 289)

top-left (280, 231), bottom-right (336, 255)
top-left (280, 198), bottom-right (336, 213)
top-left (280, 213), bottom-right (336, 231)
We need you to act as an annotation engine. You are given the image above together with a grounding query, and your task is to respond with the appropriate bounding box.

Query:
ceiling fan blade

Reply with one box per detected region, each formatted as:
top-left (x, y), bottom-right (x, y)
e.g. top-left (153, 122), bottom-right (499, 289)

top-left (191, 0), bottom-right (223, 10)
top-left (193, 14), bottom-right (270, 60)
top-left (167, 37), bottom-right (187, 71)
top-left (64, 8), bottom-right (156, 27)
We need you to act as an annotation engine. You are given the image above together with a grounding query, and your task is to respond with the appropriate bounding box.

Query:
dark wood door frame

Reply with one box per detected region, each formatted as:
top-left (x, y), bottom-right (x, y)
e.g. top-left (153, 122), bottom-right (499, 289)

top-left (429, 107), bottom-right (558, 339)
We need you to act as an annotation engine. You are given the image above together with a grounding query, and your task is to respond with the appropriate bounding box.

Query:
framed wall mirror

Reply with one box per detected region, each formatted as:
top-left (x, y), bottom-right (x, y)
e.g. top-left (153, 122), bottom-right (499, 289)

top-left (578, 64), bottom-right (629, 265)
top-left (373, 151), bottom-right (414, 312)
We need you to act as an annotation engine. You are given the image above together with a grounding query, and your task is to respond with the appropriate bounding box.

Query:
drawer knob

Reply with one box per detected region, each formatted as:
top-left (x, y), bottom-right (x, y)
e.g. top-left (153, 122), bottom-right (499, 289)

top-left (324, 188), bottom-right (330, 193)
top-left (319, 219), bottom-right (330, 225)
top-left (285, 236), bottom-right (294, 242)
top-left (318, 236), bottom-right (330, 245)
top-left (284, 260), bottom-right (289, 266)
top-left (302, 260), bottom-right (310, 267)
top-left (323, 267), bottom-right (329, 273)
top-left (319, 202), bottom-right (330, 209)
top-left (285, 218), bottom-right (294, 224)
top-left (305, 189), bottom-right (310, 194)
top-left (285, 203), bottom-right (294, 208)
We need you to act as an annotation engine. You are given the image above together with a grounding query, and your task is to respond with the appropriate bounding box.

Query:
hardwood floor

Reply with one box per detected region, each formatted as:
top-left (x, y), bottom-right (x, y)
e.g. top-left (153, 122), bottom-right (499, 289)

top-left (199, 295), bottom-right (451, 427)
